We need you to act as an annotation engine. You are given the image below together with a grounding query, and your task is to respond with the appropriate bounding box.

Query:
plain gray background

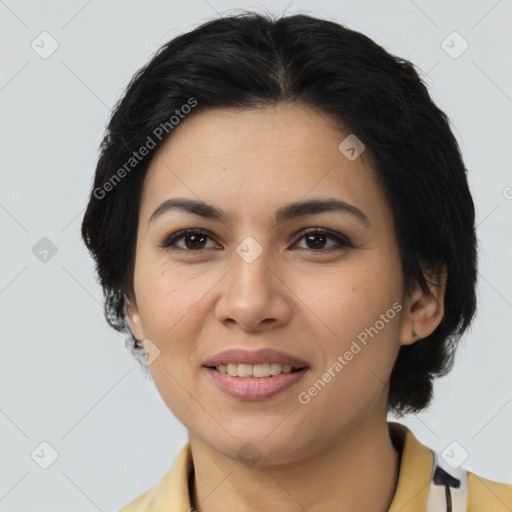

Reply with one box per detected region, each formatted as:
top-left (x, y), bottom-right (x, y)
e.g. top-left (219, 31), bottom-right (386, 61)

top-left (1, 0), bottom-right (511, 510)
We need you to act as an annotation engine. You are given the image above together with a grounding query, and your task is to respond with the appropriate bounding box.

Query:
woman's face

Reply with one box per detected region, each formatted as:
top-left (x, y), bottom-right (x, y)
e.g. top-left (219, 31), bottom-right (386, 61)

top-left (126, 103), bottom-right (427, 464)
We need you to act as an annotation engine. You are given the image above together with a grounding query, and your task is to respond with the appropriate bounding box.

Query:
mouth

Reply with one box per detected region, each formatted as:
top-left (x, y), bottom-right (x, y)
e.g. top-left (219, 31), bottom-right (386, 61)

top-left (202, 348), bottom-right (311, 399)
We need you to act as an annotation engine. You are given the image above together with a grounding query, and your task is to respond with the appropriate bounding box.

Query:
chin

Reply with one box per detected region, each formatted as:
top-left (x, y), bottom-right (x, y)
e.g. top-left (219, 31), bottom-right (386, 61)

top-left (205, 431), bottom-right (308, 468)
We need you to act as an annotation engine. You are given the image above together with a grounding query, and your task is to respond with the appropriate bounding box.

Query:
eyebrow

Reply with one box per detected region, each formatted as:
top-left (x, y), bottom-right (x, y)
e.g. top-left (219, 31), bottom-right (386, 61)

top-left (148, 197), bottom-right (370, 228)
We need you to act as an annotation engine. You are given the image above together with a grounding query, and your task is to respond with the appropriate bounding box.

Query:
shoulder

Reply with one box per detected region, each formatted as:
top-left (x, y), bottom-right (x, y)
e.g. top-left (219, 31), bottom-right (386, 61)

top-left (467, 470), bottom-right (512, 511)
top-left (427, 444), bottom-right (512, 511)
top-left (116, 484), bottom-right (158, 512)
top-left (115, 443), bottom-right (193, 512)
top-left (388, 421), bottom-right (512, 511)
top-left (428, 447), bottom-right (512, 511)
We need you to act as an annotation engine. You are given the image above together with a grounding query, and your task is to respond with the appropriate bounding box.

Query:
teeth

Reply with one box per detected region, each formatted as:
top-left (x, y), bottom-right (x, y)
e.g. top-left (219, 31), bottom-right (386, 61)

top-left (226, 363), bottom-right (238, 376)
top-left (216, 363), bottom-right (300, 377)
top-left (270, 363), bottom-right (283, 375)
top-left (238, 363), bottom-right (253, 377)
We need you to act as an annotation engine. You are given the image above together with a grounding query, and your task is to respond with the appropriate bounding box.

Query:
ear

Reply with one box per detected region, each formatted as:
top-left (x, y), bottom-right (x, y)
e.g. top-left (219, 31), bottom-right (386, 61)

top-left (124, 294), bottom-right (145, 342)
top-left (399, 263), bottom-right (447, 346)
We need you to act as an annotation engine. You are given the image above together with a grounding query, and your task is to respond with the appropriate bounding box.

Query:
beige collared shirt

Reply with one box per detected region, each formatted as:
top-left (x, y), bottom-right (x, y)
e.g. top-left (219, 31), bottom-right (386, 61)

top-left (117, 421), bottom-right (512, 511)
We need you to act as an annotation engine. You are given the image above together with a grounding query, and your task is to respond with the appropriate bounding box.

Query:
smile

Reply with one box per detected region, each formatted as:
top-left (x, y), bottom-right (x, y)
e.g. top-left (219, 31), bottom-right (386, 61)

top-left (211, 362), bottom-right (305, 378)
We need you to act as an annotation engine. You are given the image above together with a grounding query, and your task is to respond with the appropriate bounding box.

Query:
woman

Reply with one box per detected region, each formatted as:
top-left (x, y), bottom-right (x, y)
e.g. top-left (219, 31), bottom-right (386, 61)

top-left (81, 11), bottom-right (512, 512)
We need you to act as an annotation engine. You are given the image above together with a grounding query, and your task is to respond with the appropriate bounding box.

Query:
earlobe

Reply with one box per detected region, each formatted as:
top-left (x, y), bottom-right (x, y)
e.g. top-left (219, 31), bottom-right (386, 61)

top-left (399, 263), bottom-right (447, 346)
top-left (124, 294), bottom-right (144, 341)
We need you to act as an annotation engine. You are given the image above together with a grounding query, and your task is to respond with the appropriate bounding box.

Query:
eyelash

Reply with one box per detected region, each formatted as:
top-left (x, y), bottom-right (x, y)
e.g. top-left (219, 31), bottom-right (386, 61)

top-left (158, 228), bottom-right (354, 254)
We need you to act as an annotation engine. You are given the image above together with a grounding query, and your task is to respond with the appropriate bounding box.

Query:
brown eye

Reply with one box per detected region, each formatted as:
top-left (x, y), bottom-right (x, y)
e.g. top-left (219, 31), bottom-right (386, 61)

top-left (294, 228), bottom-right (353, 252)
top-left (159, 229), bottom-right (217, 251)
top-left (181, 233), bottom-right (208, 250)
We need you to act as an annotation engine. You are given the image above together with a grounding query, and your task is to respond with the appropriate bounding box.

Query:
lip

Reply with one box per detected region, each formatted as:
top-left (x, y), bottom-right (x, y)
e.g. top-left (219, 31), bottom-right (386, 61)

top-left (204, 366), bottom-right (310, 400)
top-left (202, 348), bottom-right (311, 400)
top-left (202, 348), bottom-right (309, 368)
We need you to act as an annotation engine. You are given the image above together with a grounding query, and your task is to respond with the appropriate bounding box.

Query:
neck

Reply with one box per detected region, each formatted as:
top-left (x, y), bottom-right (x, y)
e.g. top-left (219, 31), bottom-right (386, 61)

top-left (189, 419), bottom-right (401, 512)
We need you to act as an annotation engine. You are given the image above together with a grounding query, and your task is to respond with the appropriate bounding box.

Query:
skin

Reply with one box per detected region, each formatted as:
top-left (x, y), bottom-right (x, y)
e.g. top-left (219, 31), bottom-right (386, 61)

top-left (125, 103), bottom-right (446, 512)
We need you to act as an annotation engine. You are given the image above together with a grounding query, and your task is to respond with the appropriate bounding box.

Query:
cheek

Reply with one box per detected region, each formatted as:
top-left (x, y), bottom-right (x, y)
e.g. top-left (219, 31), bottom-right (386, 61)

top-left (135, 264), bottom-right (206, 340)
top-left (295, 279), bottom-right (401, 427)
top-left (293, 261), bottom-right (400, 338)
top-left (135, 269), bottom-right (208, 418)
top-left (296, 261), bottom-right (403, 387)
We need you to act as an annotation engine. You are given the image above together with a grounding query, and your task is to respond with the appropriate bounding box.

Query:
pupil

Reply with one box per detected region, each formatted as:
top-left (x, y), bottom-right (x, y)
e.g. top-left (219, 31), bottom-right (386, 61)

top-left (187, 234), bottom-right (205, 250)
top-left (307, 233), bottom-right (325, 249)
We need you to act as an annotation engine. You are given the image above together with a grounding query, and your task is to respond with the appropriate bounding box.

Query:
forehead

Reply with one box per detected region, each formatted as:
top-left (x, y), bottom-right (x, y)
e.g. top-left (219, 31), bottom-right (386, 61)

top-left (139, 104), bottom-right (388, 229)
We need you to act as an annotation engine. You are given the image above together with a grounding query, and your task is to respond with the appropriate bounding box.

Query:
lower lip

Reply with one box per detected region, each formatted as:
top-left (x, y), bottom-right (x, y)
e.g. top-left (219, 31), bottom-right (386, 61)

top-left (204, 367), bottom-right (310, 400)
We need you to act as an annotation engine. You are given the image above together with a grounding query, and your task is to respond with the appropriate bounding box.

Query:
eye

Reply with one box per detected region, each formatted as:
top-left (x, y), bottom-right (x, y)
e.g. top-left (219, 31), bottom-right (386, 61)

top-left (293, 228), bottom-right (354, 252)
top-left (158, 229), bottom-right (218, 252)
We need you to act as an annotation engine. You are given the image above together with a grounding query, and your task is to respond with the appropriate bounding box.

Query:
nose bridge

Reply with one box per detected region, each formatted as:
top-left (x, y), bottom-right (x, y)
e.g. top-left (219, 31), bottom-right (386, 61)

top-left (230, 234), bottom-right (276, 300)
top-left (216, 234), bottom-right (291, 328)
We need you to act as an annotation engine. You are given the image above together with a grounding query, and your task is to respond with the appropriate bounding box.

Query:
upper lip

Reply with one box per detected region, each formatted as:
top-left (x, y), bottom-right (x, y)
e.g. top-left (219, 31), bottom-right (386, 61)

top-left (203, 348), bottom-right (309, 368)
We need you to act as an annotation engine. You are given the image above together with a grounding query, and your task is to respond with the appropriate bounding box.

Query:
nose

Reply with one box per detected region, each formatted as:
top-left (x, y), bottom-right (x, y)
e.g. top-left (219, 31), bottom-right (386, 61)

top-left (214, 244), bottom-right (293, 332)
